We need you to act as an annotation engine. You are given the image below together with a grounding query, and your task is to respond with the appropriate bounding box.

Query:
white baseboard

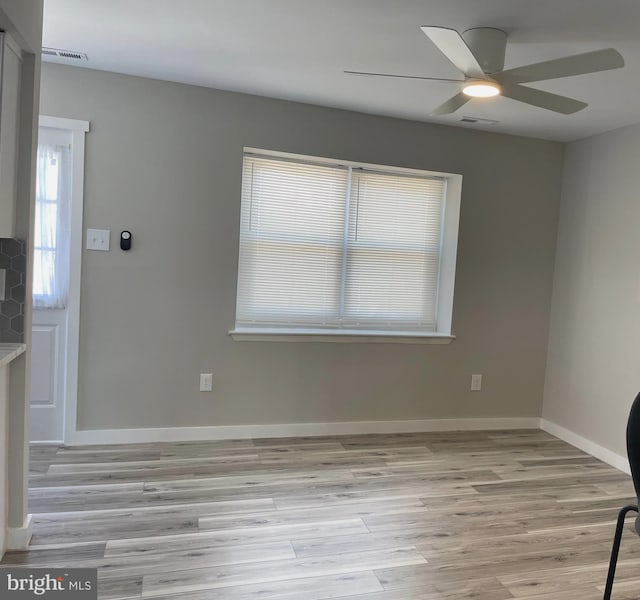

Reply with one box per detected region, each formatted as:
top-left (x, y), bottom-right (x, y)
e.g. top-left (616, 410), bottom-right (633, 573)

top-left (540, 418), bottom-right (630, 475)
top-left (7, 514), bottom-right (33, 550)
top-left (65, 417), bottom-right (541, 446)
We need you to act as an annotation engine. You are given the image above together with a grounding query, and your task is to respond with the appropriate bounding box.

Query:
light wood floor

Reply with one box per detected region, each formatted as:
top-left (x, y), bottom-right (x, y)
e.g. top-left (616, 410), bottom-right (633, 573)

top-left (3, 430), bottom-right (640, 599)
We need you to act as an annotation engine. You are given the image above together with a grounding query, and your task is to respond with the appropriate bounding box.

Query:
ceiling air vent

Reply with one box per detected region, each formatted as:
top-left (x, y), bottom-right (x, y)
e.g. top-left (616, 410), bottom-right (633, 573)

top-left (459, 116), bottom-right (499, 125)
top-left (41, 47), bottom-right (88, 62)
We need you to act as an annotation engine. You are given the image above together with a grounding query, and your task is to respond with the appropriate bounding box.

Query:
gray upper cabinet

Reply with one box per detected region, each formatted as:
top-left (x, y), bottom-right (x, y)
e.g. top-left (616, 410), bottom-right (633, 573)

top-left (0, 33), bottom-right (22, 238)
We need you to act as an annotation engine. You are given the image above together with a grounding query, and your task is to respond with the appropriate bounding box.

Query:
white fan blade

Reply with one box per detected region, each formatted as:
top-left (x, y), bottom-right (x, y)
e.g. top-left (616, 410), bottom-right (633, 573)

top-left (344, 70), bottom-right (463, 83)
top-left (501, 84), bottom-right (587, 114)
top-left (420, 26), bottom-right (486, 79)
top-left (431, 91), bottom-right (470, 115)
top-left (495, 48), bottom-right (624, 84)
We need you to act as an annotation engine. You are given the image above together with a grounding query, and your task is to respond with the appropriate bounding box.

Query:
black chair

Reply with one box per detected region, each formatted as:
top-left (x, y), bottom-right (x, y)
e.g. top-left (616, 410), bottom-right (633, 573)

top-left (603, 391), bottom-right (640, 599)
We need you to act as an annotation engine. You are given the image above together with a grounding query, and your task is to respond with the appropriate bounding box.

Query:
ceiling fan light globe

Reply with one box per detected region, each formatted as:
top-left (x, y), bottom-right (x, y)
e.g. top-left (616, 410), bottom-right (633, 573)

top-left (462, 81), bottom-right (501, 98)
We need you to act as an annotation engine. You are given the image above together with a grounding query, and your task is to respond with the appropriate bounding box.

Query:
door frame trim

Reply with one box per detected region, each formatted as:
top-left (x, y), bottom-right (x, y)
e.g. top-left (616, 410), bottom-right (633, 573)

top-left (38, 115), bottom-right (89, 445)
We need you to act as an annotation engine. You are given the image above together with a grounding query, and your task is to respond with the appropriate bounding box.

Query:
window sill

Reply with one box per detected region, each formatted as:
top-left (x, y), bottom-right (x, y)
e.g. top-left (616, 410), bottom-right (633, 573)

top-left (228, 328), bottom-right (455, 344)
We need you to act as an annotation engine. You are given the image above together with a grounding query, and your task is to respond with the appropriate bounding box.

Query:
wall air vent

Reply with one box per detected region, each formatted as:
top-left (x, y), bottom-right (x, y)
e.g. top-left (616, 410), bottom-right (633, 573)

top-left (459, 116), bottom-right (499, 125)
top-left (41, 47), bottom-right (88, 62)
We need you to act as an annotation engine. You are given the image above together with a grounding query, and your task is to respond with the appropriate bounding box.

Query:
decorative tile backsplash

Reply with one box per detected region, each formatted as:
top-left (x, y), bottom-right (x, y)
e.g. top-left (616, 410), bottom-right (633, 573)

top-left (0, 238), bottom-right (27, 342)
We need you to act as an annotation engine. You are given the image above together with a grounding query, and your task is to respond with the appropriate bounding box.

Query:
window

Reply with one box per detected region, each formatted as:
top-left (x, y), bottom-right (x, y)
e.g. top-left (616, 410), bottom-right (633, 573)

top-left (33, 127), bottom-right (72, 309)
top-left (232, 149), bottom-right (461, 342)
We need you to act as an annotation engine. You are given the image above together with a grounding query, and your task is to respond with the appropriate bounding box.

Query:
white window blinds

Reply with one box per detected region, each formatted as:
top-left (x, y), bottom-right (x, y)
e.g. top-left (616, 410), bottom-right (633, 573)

top-left (235, 152), bottom-right (446, 332)
top-left (344, 170), bottom-right (444, 329)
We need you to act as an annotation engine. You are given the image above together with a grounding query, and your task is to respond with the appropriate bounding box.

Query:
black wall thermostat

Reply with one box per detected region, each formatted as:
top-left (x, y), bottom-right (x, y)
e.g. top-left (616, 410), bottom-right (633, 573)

top-left (120, 230), bottom-right (132, 251)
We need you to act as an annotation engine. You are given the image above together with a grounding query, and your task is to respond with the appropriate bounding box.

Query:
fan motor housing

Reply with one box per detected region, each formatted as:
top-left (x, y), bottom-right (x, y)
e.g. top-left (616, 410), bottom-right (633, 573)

top-left (462, 28), bottom-right (507, 74)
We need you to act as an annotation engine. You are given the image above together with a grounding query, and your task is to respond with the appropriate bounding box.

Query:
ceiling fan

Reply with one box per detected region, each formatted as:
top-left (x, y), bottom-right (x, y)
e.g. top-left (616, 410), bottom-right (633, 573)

top-left (346, 27), bottom-right (624, 115)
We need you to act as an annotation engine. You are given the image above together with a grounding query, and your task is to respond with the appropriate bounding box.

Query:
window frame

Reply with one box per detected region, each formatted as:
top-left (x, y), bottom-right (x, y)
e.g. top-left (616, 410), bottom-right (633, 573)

top-left (230, 148), bottom-right (462, 344)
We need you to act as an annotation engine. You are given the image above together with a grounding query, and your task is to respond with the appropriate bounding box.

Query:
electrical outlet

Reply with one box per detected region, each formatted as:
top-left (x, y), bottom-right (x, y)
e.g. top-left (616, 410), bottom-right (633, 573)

top-left (199, 373), bottom-right (213, 392)
top-left (471, 374), bottom-right (482, 391)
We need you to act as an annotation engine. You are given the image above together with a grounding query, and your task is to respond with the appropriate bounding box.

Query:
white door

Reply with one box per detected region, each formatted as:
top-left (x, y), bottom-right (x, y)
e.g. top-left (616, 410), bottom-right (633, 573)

top-left (30, 125), bottom-right (79, 442)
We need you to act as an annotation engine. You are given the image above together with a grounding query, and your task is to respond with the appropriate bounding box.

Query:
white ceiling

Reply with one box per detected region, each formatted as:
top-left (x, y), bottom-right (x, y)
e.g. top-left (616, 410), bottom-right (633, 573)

top-left (42, 0), bottom-right (640, 142)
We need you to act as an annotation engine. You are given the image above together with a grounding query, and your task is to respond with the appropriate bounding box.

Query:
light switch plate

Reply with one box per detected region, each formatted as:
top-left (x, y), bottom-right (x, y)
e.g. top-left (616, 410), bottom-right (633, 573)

top-left (471, 374), bottom-right (483, 391)
top-left (200, 373), bottom-right (213, 392)
top-left (86, 228), bottom-right (110, 251)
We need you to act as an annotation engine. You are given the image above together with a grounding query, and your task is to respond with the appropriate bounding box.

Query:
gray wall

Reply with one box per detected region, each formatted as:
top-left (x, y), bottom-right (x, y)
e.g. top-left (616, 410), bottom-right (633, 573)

top-left (0, 2), bottom-right (43, 52)
top-left (0, 0), bottom-right (43, 546)
top-left (543, 123), bottom-right (640, 457)
top-left (40, 63), bottom-right (564, 431)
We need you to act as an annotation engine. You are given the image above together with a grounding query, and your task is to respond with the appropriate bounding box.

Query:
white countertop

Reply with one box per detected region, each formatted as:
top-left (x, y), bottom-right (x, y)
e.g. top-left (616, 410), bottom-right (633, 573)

top-left (0, 343), bottom-right (26, 367)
